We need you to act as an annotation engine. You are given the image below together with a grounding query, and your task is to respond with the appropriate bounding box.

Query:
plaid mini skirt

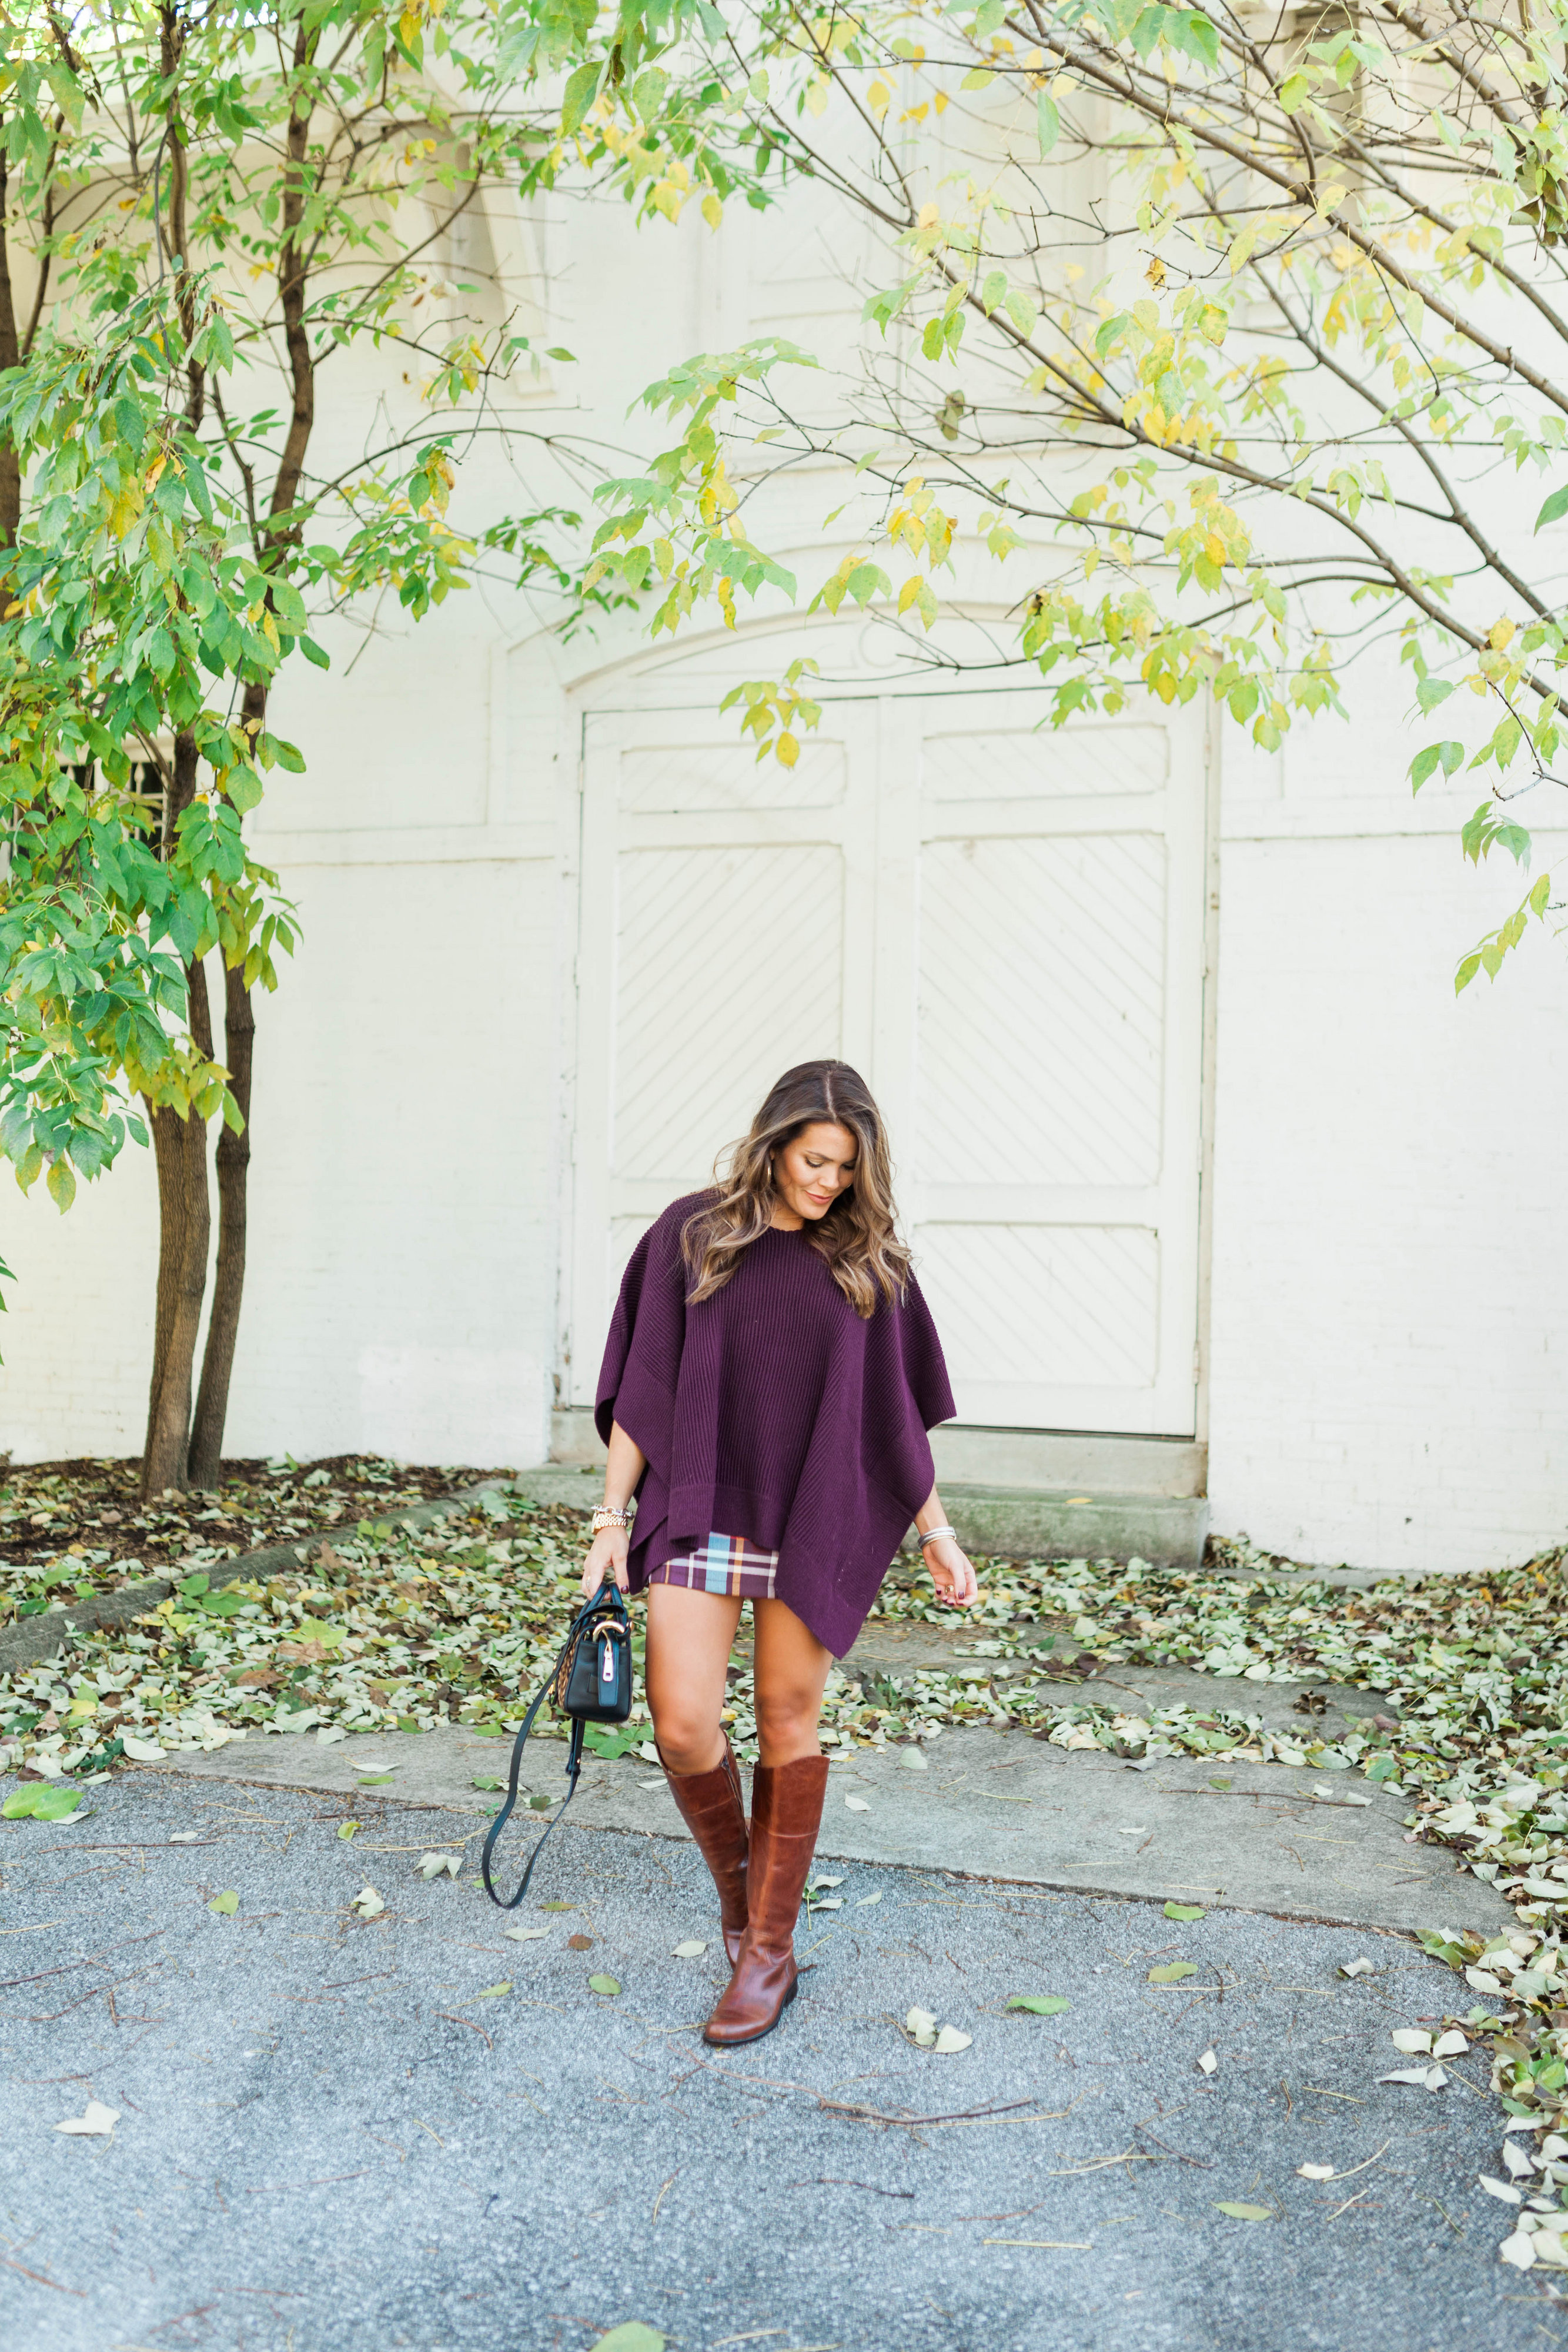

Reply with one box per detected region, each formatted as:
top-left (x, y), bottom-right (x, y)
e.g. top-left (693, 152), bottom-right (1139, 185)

top-left (648, 1532), bottom-right (778, 1601)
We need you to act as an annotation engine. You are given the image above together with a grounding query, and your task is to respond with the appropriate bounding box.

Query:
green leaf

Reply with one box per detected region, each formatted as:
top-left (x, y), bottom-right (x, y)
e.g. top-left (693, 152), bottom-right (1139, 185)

top-left (475, 1980), bottom-right (513, 1999)
top-left (589, 1973), bottom-right (622, 1996)
top-left (300, 636), bottom-right (331, 669)
top-left (561, 60), bottom-right (601, 136)
top-left (338, 1820), bottom-right (360, 1840)
top-left (1409, 739), bottom-right (1462, 793)
top-left (1148, 1961), bottom-right (1199, 1983)
top-left (1037, 91), bottom-right (1060, 158)
top-left (472, 1775), bottom-right (502, 1790)
top-left (1006, 1993), bottom-right (1071, 2014)
top-left (358, 1773), bottom-right (395, 1785)
top-left (2, 1786), bottom-right (42, 1817)
top-left (1215, 2202), bottom-right (1273, 2221)
top-left (202, 1591), bottom-right (244, 1616)
top-left (32, 1785), bottom-right (85, 1820)
top-left (590, 2328), bottom-right (666, 2352)
top-left (1278, 73), bottom-right (1310, 113)
top-left (208, 1889), bottom-right (239, 1916)
top-left (1415, 677), bottom-right (1454, 714)
top-left (1164, 1903), bottom-right (1206, 1920)
top-left (1535, 483), bottom-right (1568, 532)
top-left (46, 1157), bottom-right (76, 1213)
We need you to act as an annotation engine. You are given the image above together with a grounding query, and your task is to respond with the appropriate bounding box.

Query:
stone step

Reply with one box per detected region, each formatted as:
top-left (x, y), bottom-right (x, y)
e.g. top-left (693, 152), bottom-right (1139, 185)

top-left (512, 1464), bottom-right (1208, 1571)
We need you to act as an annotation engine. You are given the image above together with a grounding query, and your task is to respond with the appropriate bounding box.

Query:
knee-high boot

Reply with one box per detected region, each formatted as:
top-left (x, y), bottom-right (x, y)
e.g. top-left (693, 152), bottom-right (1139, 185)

top-left (702, 1752), bottom-right (828, 2047)
top-left (659, 1736), bottom-right (750, 1965)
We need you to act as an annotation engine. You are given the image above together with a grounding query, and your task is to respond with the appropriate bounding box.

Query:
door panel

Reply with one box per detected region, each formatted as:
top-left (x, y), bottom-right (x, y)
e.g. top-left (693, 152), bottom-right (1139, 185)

top-left (569, 709), bottom-right (875, 1406)
top-left (569, 687), bottom-right (1206, 1436)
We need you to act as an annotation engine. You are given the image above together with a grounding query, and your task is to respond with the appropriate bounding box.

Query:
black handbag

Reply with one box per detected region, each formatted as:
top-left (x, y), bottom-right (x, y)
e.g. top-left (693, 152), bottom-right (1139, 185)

top-left (480, 1582), bottom-right (634, 1909)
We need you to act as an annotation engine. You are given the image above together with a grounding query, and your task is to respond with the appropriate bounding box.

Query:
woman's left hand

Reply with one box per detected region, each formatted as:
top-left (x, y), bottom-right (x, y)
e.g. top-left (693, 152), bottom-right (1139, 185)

top-left (924, 1536), bottom-right (978, 1608)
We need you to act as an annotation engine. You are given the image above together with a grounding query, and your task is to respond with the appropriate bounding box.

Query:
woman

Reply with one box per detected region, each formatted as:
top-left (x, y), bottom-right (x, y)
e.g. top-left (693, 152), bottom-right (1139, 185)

top-left (581, 1058), bottom-right (978, 2047)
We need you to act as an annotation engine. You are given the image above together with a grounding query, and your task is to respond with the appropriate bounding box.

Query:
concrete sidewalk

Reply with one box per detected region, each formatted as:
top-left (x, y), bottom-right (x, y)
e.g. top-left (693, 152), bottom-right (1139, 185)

top-left (148, 1715), bottom-right (1510, 1939)
top-left (0, 1774), bottom-right (1544, 2352)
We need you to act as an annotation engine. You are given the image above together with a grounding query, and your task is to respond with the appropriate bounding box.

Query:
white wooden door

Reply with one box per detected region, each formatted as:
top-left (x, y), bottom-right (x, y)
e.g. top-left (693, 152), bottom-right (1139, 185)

top-left (894, 691), bottom-right (1207, 1437)
top-left (567, 703), bottom-right (880, 1407)
top-left (567, 687), bottom-right (1207, 1437)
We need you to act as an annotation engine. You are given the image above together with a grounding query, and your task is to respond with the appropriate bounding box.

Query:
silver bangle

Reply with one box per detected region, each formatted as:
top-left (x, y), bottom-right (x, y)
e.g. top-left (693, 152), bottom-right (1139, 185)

top-left (917, 1525), bottom-right (957, 1551)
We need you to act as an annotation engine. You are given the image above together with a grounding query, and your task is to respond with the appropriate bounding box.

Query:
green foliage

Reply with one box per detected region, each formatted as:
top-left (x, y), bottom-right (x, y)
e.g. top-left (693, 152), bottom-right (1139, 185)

top-left (569, 0), bottom-right (1568, 971)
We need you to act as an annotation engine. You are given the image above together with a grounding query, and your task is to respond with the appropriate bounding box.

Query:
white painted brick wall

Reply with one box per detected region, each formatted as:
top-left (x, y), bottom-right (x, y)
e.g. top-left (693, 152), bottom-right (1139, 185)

top-left (1, 854), bottom-right (559, 1471)
top-left (1208, 820), bottom-right (1568, 1572)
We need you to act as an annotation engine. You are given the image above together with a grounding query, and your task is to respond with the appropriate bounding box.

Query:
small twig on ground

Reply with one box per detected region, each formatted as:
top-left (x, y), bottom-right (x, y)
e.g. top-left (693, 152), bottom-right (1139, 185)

top-left (790, 2177), bottom-right (916, 2200)
top-left (651, 2170), bottom-right (680, 2221)
top-left (435, 2013), bottom-right (493, 2050)
top-left (1, 2258), bottom-right (85, 2297)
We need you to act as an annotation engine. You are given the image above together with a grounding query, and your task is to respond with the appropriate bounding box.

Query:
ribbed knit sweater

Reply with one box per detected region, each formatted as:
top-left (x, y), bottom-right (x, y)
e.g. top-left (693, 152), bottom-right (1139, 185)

top-left (595, 1191), bottom-right (957, 1657)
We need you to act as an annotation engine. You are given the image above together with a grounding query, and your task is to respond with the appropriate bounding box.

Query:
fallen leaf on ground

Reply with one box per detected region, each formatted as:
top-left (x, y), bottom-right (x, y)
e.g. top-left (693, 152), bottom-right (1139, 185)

top-left (1432, 2028), bottom-right (1469, 2057)
top-left (567, 1932), bottom-right (594, 1950)
top-left (843, 1796), bottom-right (870, 1812)
top-left (169, 1830), bottom-right (200, 1844)
top-left (1149, 1962), bottom-right (1198, 1984)
top-left (1503, 2140), bottom-right (1536, 2177)
top-left (121, 1736), bottom-right (166, 1761)
top-left (416, 1853), bottom-right (462, 1880)
top-left (358, 1773), bottom-right (396, 1786)
top-left (1379, 2064), bottom-right (1447, 2089)
top-left (589, 2325), bottom-right (665, 2352)
top-left (1297, 2163), bottom-right (1335, 2180)
top-left (932, 2025), bottom-right (972, 2054)
top-left (476, 1982), bottom-right (512, 1999)
top-left (540, 1901), bottom-right (572, 1912)
top-left (503, 1926), bottom-right (548, 1942)
top-left (55, 2102), bottom-right (119, 2136)
top-left (207, 1890), bottom-right (239, 1916)
top-left (589, 1975), bottom-right (621, 1997)
top-left (1500, 2231), bottom-right (1537, 2269)
top-left (1165, 1903), bottom-right (1206, 1921)
top-left (1198, 2049), bottom-right (1218, 2075)
top-left (472, 1776), bottom-right (501, 1791)
top-left (352, 1886), bottom-right (385, 1920)
top-left (811, 1875), bottom-right (845, 1889)
top-left (900, 1747), bottom-right (928, 1770)
top-left (1215, 2203), bottom-right (1272, 2221)
top-left (1007, 1994), bottom-right (1071, 2016)
top-left (855, 1892), bottom-right (883, 1907)
top-left (810, 1896), bottom-right (842, 1910)
top-left (1340, 1957), bottom-right (1374, 1978)
top-left (338, 1821), bottom-right (359, 1840)
top-left (906, 2007), bottom-right (938, 2047)
top-left (1391, 2029), bottom-right (1432, 2054)
top-left (673, 1940), bottom-right (707, 1957)
top-left (1480, 2176), bottom-right (1523, 2203)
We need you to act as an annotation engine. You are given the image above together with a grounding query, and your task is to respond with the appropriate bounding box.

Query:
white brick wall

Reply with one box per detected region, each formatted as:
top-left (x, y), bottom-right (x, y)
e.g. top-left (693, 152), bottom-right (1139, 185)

top-left (1208, 815), bottom-right (1568, 1572)
top-left (2, 855), bottom-right (559, 1471)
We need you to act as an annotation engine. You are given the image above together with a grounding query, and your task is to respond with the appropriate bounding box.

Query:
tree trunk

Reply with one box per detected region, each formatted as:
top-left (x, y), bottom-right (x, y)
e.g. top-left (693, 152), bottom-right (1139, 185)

top-left (188, 958), bottom-right (253, 1489)
top-left (141, 731), bottom-right (212, 1500)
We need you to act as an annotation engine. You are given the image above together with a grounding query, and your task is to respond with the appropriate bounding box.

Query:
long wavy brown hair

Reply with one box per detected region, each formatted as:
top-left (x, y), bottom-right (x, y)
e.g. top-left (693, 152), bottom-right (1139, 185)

top-left (681, 1061), bottom-right (911, 1318)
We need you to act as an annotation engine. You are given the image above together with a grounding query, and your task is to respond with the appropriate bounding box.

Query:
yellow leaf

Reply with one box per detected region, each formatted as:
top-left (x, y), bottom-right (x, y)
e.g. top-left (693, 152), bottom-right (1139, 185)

top-left (701, 192), bottom-right (723, 230)
top-left (775, 731), bottom-right (799, 767)
top-left (868, 79), bottom-right (891, 113)
top-left (1489, 617), bottom-right (1516, 651)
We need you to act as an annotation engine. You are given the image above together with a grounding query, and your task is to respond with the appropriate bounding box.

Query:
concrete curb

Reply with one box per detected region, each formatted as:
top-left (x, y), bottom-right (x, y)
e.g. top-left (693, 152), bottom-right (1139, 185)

top-left (0, 1476), bottom-right (517, 1678)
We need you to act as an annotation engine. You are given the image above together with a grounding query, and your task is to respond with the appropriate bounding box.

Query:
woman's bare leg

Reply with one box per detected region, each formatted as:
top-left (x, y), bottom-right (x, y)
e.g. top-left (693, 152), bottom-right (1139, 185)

top-left (751, 1597), bottom-right (834, 1768)
top-left (644, 1584), bottom-right (744, 1775)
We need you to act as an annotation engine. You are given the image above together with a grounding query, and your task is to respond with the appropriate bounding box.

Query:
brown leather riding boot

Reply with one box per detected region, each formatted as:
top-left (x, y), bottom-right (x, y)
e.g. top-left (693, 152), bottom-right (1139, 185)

top-left (660, 1737), bottom-right (750, 1965)
top-left (702, 1752), bottom-right (828, 2047)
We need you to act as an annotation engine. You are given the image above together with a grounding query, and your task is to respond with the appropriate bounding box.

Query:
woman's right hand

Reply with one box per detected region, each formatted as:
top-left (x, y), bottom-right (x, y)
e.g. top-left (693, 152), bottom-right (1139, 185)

top-left (580, 1524), bottom-right (631, 1599)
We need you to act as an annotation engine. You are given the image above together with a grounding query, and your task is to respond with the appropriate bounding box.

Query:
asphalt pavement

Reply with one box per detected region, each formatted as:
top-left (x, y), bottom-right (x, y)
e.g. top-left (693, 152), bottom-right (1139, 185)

top-left (0, 1773), bottom-right (1556, 2352)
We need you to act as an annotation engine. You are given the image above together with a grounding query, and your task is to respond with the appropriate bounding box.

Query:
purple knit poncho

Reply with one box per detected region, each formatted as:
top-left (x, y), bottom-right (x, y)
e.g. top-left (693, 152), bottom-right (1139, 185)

top-left (594, 1192), bottom-right (957, 1657)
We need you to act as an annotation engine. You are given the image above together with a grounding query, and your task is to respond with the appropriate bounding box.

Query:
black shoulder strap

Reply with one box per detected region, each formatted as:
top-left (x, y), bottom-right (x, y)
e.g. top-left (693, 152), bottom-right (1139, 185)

top-left (480, 1588), bottom-right (619, 1908)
